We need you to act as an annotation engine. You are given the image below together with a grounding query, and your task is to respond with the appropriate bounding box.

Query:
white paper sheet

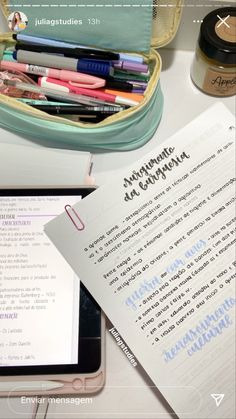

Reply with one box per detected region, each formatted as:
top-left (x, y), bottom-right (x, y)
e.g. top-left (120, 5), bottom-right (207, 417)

top-left (45, 103), bottom-right (236, 419)
top-left (0, 138), bottom-right (92, 186)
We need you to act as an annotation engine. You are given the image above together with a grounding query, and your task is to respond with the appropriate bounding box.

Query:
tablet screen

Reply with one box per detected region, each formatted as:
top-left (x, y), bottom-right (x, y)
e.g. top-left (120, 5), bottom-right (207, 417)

top-left (0, 189), bottom-right (94, 371)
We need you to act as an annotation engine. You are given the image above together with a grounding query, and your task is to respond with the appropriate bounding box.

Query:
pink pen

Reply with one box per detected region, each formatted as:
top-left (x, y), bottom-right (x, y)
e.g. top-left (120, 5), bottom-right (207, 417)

top-left (0, 60), bottom-right (105, 88)
top-left (38, 77), bottom-right (139, 107)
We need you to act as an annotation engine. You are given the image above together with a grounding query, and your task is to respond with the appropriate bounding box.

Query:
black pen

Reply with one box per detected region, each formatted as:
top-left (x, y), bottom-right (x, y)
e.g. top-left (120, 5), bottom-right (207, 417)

top-left (105, 79), bottom-right (146, 93)
top-left (103, 76), bottom-right (147, 92)
top-left (29, 104), bottom-right (124, 115)
top-left (14, 42), bottom-right (120, 61)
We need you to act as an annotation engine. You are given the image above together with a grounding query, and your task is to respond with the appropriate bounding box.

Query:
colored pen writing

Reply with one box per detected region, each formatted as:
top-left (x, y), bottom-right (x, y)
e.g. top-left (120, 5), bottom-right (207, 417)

top-left (0, 60), bottom-right (105, 88)
top-left (14, 50), bottom-right (114, 77)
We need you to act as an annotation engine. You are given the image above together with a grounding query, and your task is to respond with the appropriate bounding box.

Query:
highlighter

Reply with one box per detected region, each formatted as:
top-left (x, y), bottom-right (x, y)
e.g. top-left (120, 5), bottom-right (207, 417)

top-left (0, 60), bottom-right (105, 88)
top-left (101, 89), bottom-right (144, 103)
top-left (38, 77), bottom-right (139, 107)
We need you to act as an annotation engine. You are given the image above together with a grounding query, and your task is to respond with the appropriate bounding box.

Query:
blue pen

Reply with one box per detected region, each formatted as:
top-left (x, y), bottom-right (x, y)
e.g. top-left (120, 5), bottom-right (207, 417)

top-left (118, 53), bottom-right (143, 64)
top-left (13, 50), bottom-right (114, 77)
top-left (13, 34), bottom-right (144, 64)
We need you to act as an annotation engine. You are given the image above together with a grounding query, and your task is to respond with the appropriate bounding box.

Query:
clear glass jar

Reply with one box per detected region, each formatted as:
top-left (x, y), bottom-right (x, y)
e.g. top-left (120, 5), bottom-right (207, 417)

top-left (191, 8), bottom-right (236, 97)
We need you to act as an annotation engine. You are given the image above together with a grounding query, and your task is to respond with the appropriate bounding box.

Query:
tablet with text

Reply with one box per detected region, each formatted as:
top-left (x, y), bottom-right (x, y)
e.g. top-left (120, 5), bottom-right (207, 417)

top-left (0, 187), bottom-right (105, 397)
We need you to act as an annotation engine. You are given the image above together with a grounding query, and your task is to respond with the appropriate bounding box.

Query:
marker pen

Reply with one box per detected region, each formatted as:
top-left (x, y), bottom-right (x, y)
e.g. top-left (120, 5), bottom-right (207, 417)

top-left (104, 77), bottom-right (147, 91)
top-left (3, 79), bottom-right (113, 106)
top-left (113, 61), bottom-right (148, 73)
top-left (13, 50), bottom-right (114, 77)
top-left (104, 79), bottom-right (144, 92)
top-left (114, 70), bottom-right (150, 82)
top-left (15, 42), bottom-right (120, 61)
top-left (13, 34), bottom-right (145, 63)
top-left (38, 77), bottom-right (139, 107)
top-left (102, 89), bottom-right (143, 103)
top-left (0, 60), bottom-right (105, 88)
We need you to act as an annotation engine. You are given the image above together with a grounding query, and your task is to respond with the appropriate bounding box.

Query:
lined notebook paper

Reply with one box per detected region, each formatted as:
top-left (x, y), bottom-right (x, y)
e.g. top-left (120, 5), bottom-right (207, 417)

top-left (46, 103), bottom-right (235, 419)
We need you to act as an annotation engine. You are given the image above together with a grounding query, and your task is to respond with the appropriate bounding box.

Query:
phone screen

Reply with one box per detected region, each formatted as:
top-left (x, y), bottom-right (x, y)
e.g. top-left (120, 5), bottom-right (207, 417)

top-left (0, 188), bottom-right (101, 375)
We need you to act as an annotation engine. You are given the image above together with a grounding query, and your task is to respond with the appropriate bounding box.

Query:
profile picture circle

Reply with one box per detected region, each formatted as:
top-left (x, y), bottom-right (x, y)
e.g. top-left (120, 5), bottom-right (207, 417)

top-left (8, 11), bottom-right (28, 32)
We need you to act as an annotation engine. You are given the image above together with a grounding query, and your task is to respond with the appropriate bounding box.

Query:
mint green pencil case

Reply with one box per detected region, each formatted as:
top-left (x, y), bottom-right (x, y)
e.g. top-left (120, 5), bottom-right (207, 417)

top-left (0, 0), bottom-right (182, 151)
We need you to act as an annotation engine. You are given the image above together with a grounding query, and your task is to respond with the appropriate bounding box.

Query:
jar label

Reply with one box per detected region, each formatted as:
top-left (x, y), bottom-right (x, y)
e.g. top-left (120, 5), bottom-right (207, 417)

top-left (203, 69), bottom-right (236, 96)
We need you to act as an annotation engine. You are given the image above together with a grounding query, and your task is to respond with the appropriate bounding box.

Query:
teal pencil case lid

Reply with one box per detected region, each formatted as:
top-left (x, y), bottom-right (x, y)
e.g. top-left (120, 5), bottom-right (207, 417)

top-left (2, 0), bottom-right (183, 51)
top-left (0, 1), bottom-right (183, 151)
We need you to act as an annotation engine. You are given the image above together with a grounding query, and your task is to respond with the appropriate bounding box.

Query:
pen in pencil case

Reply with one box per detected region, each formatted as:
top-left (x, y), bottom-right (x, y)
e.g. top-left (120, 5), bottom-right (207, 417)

top-left (3, 79), bottom-right (113, 106)
top-left (0, 69), bottom-right (46, 100)
top-left (38, 77), bottom-right (139, 107)
top-left (105, 75), bottom-right (148, 87)
top-left (0, 60), bottom-right (105, 88)
top-left (17, 98), bottom-right (124, 110)
top-left (101, 89), bottom-right (143, 103)
top-left (15, 42), bottom-right (120, 61)
top-left (13, 34), bottom-right (145, 64)
top-left (18, 110), bottom-right (109, 123)
top-left (27, 104), bottom-right (124, 115)
top-left (2, 50), bottom-right (16, 62)
top-left (114, 70), bottom-right (150, 82)
top-left (13, 51), bottom-right (114, 77)
top-left (14, 43), bottom-right (148, 73)
top-left (17, 99), bottom-right (75, 105)
top-left (105, 80), bottom-right (146, 93)
top-left (113, 61), bottom-right (148, 73)
top-left (104, 77), bottom-right (147, 91)
top-left (17, 99), bottom-right (125, 116)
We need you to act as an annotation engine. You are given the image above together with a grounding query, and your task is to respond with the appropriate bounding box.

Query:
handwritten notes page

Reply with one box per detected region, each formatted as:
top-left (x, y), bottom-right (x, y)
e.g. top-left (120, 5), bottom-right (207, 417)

top-left (45, 103), bottom-right (236, 419)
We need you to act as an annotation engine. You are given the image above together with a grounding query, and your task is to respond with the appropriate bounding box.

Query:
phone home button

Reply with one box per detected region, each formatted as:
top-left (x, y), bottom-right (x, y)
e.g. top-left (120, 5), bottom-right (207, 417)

top-left (72, 378), bottom-right (83, 391)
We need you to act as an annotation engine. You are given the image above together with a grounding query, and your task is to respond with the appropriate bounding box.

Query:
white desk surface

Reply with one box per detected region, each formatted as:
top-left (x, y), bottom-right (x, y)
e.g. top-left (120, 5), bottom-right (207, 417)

top-left (0, 6), bottom-right (235, 417)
